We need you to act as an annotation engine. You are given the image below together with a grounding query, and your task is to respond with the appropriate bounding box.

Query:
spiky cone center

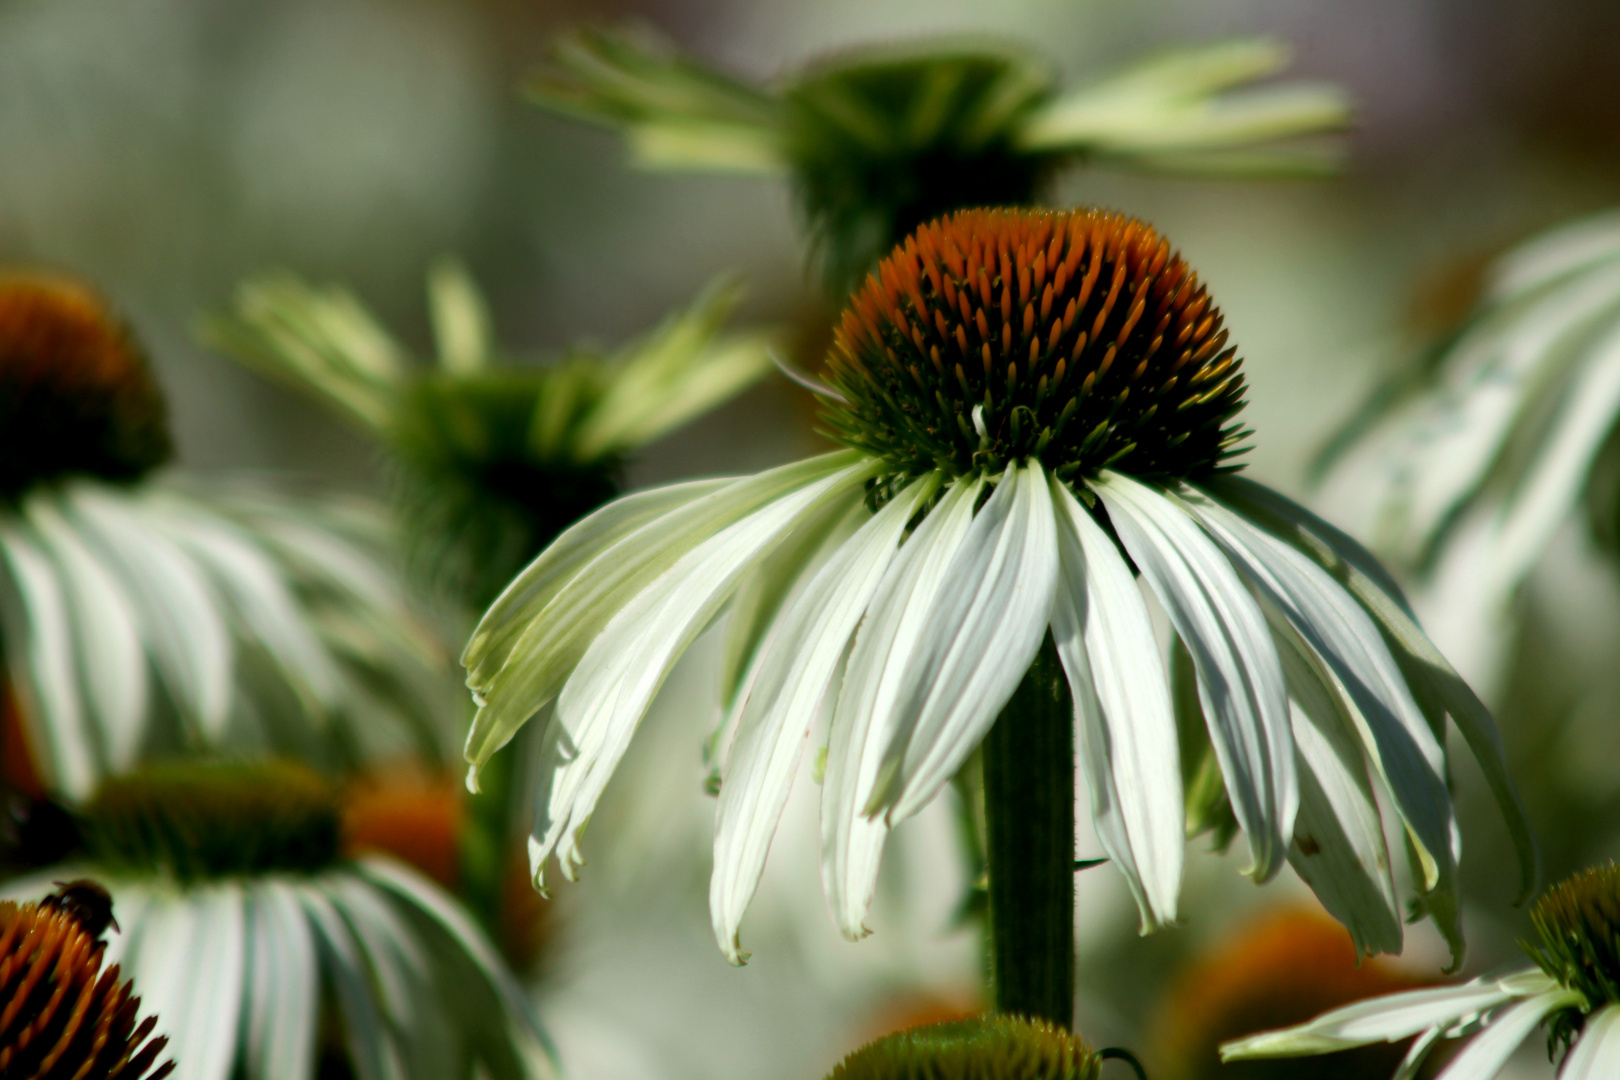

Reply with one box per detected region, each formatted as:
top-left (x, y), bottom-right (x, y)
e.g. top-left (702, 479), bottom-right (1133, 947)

top-left (85, 761), bottom-right (342, 882)
top-left (0, 899), bottom-right (173, 1080)
top-left (0, 274), bottom-right (171, 499)
top-left (1527, 862), bottom-right (1620, 1009)
top-left (826, 1015), bottom-right (1100, 1080)
top-left (822, 208), bottom-right (1249, 500)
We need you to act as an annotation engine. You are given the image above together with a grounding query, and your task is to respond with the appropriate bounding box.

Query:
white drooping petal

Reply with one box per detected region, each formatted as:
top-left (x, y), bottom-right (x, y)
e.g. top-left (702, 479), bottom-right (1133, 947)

top-left (66, 485), bottom-right (234, 740)
top-left (874, 462), bottom-right (1061, 824)
top-left (1559, 1003), bottom-right (1620, 1080)
top-left (534, 462), bottom-right (873, 882)
top-left (299, 887), bottom-right (403, 1080)
top-left (1273, 624), bottom-right (1402, 956)
top-left (465, 452), bottom-right (859, 783)
top-left (132, 885), bottom-right (247, 1080)
top-left (24, 497), bottom-right (148, 773)
top-left (710, 473), bottom-right (941, 963)
top-left (1211, 475), bottom-right (1538, 903)
top-left (1220, 975), bottom-right (1540, 1058)
top-left (1393, 1026), bottom-right (1446, 1080)
top-left (1493, 208), bottom-right (1620, 297)
top-left (1048, 475), bottom-right (1182, 931)
top-left (323, 875), bottom-right (426, 1029)
top-left (823, 475), bottom-right (984, 940)
top-left (1490, 316), bottom-right (1620, 594)
top-left (245, 881), bottom-right (318, 1080)
top-left (1435, 988), bottom-right (1584, 1080)
top-left (1094, 470), bottom-right (1295, 881)
top-left (0, 519), bottom-right (95, 798)
top-left (1180, 487), bottom-right (1454, 891)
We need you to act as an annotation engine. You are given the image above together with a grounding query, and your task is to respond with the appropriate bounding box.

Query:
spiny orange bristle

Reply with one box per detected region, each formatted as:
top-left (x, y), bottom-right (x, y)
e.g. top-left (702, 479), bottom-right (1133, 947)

top-left (0, 900), bottom-right (174, 1080)
top-left (820, 208), bottom-right (1249, 493)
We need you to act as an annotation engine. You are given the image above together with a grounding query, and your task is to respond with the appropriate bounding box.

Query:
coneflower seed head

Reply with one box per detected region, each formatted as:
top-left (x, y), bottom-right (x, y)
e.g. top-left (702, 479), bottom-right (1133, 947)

top-left (826, 1015), bottom-right (1100, 1080)
top-left (1527, 862), bottom-right (1620, 1009)
top-left (822, 208), bottom-right (1249, 499)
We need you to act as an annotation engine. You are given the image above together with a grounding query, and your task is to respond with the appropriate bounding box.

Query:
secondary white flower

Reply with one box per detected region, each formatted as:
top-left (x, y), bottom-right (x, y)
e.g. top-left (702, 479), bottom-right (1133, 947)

top-left (1323, 208), bottom-right (1620, 612)
top-left (463, 207), bottom-right (1533, 965)
top-left (0, 275), bottom-right (449, 799)
top-left (1221, 862), bottom-right (1620, 1080)
top-left (5, 762), bottom-right (558, 1080)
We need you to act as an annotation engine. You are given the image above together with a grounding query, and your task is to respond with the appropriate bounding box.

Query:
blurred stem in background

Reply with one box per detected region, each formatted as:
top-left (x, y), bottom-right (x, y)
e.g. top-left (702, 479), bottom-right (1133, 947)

top-left (202, 260), bottom-right (781, 950)
top-left (527, 27), bottom-right (1352, 295)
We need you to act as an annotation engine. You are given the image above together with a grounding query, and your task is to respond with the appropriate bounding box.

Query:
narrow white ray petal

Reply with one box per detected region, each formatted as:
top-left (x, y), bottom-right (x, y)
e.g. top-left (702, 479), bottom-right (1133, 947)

top-left (1274, 624), bottom-right (1402, 956)
top-left (0, 519), bottom-right (96, 797)
top-left (1559, 1003), bottom-right (1620, 1080)
top-left (823, 475), bottom-right (984, 940)
top-left (1094, 471), bottom-right (1295, 881)
top-left (1180, 487), bottom-right (1453, 892)
top-left (465, 452), bottom-right (859, 783)
top-left (357, 858), bottom-right (554, 1060)
top-left (464, 479), bottom-right (728, 683)
top-left (876, 463), bottom-right (1060, 823)
top-left (1491, 208), bottom-right (1620, 299)
top-left (1397, 263), bottom-right (1620, 550)
top-left (532, 463), bottom-right (873, 881)
top-left (1394, 1026), bottom-right (1445, 1080)
top-left (1221, 977), bottom-right (1532, 1058)
top-left (66, 485), bottom-right (234, 739)
top-left (711, 473), bottom-right (941, 963)
top-left (299, 885), bottom-right (401, 1080)
top-left (324, 876), bottom-right (426, 1028)
top-left (1210, 475), bottom-right (1538, 901)
top-left (246, 881), bottom-right (318, 1080)
top-left (133, 885), bottom-right (246, 1080)
top-left (25, 498), bottom-right (148, 773)
top-left (1491, 317), bottom-right (1620, 593)
top-left (146, 499), bottom-right (345, 714)
top-left (1436, 988), bottom-right (1583, 1080)
top-left (1049, 476), bottom-right (1182, 931)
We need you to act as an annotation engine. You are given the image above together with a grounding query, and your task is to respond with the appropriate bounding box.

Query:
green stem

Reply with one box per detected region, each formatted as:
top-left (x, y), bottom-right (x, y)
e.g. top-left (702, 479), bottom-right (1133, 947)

top-left (980, 635), bottom-right (1075, 1027)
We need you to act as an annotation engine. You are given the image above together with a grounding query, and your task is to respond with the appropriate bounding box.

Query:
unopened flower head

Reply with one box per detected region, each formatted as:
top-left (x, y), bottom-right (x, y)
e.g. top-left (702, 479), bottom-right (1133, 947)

top-left (463, 207), bottom-right (1532, 967)
top-left (0, 275), bottom-right (171, 499)
top-left (821, 207), bottom-right (1247, 492)
top-left (826, 1015), bottom-right (1100, 1080)
top-left (1, 885), bottom-right (174, 1080)
top-left (1222, 863), bottom-right (1620, 1080)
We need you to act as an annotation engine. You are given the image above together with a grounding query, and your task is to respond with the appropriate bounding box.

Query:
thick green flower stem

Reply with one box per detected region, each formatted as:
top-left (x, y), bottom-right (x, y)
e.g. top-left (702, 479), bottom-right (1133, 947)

top-left (980, 636), bottom-right (1075, 1028)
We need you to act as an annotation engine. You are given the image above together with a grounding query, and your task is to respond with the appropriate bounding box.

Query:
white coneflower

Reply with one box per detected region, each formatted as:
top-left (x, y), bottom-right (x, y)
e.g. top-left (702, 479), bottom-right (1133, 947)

top-left (1222, 862), bottom-right (1620, 1080)
top-left (4, 761), bottom-right (558, 1080)
top-left (463, 208), bottom-right (1533, 1020)
top-left (1321, 208), bottom-right (1620, 613)
top-left (529, 27), bottom-right (1351, 289)
top-left (0, 275), bottom-right (449, 800)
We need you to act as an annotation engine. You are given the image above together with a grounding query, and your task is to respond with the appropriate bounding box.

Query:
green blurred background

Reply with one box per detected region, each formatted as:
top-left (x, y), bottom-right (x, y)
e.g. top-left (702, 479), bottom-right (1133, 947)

top-left (4, 1), bottom-right (1619, 1078)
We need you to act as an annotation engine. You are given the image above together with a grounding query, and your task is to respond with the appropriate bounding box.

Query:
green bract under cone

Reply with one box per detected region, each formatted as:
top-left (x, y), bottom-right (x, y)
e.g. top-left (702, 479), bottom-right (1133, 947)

top-left (1528, 861), bottom-right (1620, 1053)
top-left (202, 263), bottom-right (776, 608)
top-left (823, 207), bottom-right (1247, 498)
top-left (529, 27), bottom-right (1352, 290)
top-left (0, 275), bottom-right (171, 500)
top-left (827, 1016), bottom-right (1100, 1080)
top-left (84, 761), bottom-right (341, 882)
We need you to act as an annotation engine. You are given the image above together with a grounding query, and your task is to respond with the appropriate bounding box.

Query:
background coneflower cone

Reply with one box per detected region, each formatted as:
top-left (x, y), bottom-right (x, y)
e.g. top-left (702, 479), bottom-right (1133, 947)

top-left (825, 1015), bottom-right (1101, 1080)
top-left (822, 207), bottom-right (1249, 497)
top-left (0, 274), bottom-right (171, 499)
top-left (0, 898), bottom-right (174, 1080)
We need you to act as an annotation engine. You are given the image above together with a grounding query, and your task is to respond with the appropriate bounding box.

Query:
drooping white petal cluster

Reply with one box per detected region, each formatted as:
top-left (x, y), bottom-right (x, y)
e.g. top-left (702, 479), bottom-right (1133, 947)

top-left (1221, 967), bottom-right (1613, 1080)
top-left (0, 479), bottom-right (450, 798)
top-left (463, 450), bottom-right (1533, 964)
top-left (2, 859), bottom-right (557, 1080)
top-left (1341, 208), bottom-right (1620, 609)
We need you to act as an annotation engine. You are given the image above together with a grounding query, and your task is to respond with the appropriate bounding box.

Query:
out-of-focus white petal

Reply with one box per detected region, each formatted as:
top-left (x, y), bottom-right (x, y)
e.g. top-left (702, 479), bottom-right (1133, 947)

top-left (245, 881), bottom-right (318, 1080)
top-left (1048, 475), bottom-right (1182, 931)
top-left (1559, 1004), bottom-right (1620, 1080)
top-left (536, 463), bottom-right (873, 883)
top-left (823, 475), bottom-right (983, 940)
top-left (1273, 624), bottom-right (1402, 956)
top-left (299, 886), bottom-right (403, 1080)
top-left (465, 452), bottom-right (859, 784)
top-left (1435, 988), bottom-right (1583, 1080)
top-left (1180, 486), bottom-right (1454, 893)
top-left (1220, 975), bottom-right (1540, 1058)
top-left (132, 885), bottom-right (246, 1080)
top-left (710, 473), bottom-right (940, 964)
top-left (1094, 470), bottom-right (1295, 881)
top-left (874, 462), bottom-right (1060, 824)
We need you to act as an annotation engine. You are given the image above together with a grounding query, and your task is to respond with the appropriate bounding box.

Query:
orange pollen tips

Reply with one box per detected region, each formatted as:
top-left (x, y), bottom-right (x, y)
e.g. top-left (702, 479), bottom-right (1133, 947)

top-left (820, 208), bottom-right (1250, 488)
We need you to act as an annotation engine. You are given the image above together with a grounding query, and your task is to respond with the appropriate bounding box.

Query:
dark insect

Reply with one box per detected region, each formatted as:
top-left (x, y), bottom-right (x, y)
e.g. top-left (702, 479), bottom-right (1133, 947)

top-left (40, 878), bottom-right (119, 940)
